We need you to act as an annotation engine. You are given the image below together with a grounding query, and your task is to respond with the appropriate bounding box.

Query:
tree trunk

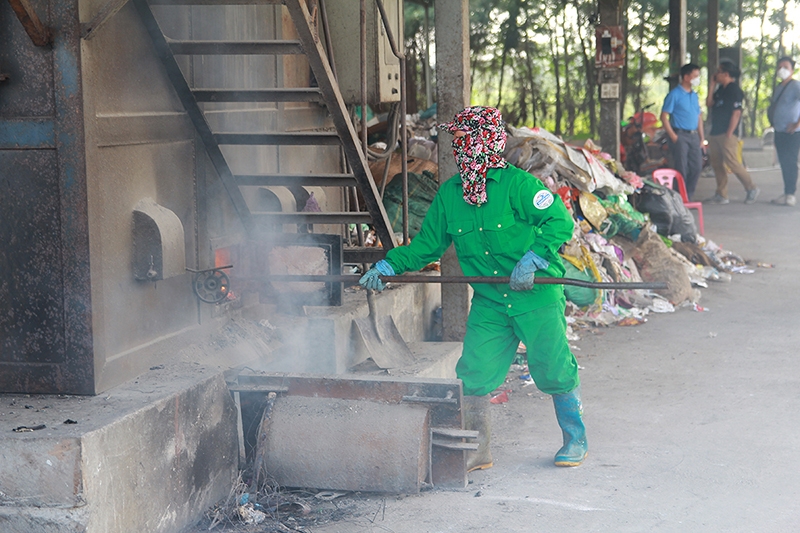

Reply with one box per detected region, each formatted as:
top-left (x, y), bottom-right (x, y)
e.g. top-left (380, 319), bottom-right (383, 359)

top-left (635, 1), bottom-right (646, 114)
top-left (776, 0), bottom-right (789, 59)
top-left (563, 8), bottom-right (575, 137)
top-left (750, 0), bottom-right (769, 137)
top-left (576, 13), bottom-right (597, 137)
top-left (549, 17), bottom-right (563, 136)
top-left (621, 8), bottom-right (629, 114)
top-left (496, 47), bottom-right (507, 109)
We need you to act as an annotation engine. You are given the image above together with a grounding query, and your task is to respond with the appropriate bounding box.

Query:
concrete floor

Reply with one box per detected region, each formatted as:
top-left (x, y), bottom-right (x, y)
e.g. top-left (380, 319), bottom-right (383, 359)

top-left (307, 161), bottom-right (800, 532)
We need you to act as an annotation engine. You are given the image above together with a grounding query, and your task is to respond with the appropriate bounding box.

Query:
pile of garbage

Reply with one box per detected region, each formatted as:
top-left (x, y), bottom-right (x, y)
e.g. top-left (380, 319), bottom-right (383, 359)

top-left (389, 113), bottom-right (763, 333)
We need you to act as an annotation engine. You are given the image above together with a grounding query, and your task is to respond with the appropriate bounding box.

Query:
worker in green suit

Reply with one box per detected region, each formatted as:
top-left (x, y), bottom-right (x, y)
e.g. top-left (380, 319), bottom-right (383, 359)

top-left (360, 106), bottom-right (587, 469)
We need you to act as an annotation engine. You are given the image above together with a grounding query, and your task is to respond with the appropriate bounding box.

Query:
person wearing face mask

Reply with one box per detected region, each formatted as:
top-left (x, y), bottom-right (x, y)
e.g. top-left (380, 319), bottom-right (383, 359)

top-left (360, 107), bottom-right (587, 470)
top-left (704, 60), bottom-right (760, 205)
top-left (768, 57), bottom-right (800, 206)
top-left (660, 63), bottom-right (705, 200)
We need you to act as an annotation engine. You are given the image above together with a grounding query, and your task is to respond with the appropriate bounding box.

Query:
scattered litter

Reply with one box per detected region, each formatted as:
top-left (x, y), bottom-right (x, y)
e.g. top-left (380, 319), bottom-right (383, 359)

top-left (693, 303), bottom-right (709, 312)
top-left (757, 262), bottom-right (774, 268)
top-left (63, 419), bottom-right (78, 425)
top-left (237, 503), bottom-right (267, 525)
top-left (12, 425), bottom-right (46, 433)
top-left (731, 266), bottom-right (755, 274)
top-left (490, 390), bottom-right (511, 404)
top-left (149, 365), bottom-right (164, 370)
top-left (617, 317), bottom-right (646, 326)
top-left (648, 298), bottom-right (675, 313)
top-left (258, 319), bottom-right (277, 330)
top-left (315, 491), bottom-right (348, 501)
top-left (709, 332), bottom-right (718, 338)
top-left (519, 374), bottom-right (531, 380)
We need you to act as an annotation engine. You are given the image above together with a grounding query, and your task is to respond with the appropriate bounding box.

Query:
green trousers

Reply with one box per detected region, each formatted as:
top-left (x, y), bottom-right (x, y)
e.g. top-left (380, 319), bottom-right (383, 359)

top-left (456, 298), bottom-right (580, 396)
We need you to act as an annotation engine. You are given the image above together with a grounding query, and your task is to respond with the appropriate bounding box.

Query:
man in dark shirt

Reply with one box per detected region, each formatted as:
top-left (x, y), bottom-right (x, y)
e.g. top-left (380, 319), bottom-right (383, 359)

top-left (704, 60), bottom-right (759, 204)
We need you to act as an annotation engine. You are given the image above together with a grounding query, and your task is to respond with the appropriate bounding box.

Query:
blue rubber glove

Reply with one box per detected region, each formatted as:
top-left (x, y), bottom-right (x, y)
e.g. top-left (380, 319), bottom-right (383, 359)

top-left (359, 260), bottom-right (396, 292)
top-left (510, 251), bottom-right (550, 291)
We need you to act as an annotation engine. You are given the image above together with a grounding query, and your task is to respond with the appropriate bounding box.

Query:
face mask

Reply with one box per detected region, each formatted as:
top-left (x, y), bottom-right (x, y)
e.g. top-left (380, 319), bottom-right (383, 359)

top-left (777, 68), bottom-right (791, 81)
top-left (690, 77), bottom-right (701, 88)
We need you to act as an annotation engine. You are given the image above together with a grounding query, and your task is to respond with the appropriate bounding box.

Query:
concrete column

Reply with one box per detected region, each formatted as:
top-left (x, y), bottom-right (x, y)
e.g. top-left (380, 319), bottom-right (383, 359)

top-left (435, 0), bottom-right (470, 342)
top-left (598, 0), bottom-right (623, 162)
top-left (668, 0), bottom-right (687, 89)
top-left (707, 0), bottom-right (719, 78)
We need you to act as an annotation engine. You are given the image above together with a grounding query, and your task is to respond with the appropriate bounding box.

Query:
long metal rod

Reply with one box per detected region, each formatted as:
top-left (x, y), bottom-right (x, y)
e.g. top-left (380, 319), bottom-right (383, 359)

top-left (268, 274), bottom-right (668, 290)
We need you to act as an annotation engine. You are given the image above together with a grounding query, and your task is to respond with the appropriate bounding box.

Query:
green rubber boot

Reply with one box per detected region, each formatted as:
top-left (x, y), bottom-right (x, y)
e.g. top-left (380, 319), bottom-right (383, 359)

top-left (552, 386), bottom-right (588, 467)
top-left (463, 394), bottom-right (493, 472)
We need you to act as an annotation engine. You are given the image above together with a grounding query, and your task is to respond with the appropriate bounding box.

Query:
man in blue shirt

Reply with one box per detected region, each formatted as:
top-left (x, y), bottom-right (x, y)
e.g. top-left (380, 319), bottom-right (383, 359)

top-left (661, 63), bottom-right (705, 200)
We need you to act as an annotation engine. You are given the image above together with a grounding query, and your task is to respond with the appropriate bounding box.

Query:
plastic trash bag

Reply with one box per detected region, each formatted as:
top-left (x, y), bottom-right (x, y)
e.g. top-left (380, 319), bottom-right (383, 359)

top-left (633, 181), bottom-right (697, 243)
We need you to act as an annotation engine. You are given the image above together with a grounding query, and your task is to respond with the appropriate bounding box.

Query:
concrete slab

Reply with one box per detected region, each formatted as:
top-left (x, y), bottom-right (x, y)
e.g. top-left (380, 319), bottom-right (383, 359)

top-left (0, 364), bottom-right (238, 533)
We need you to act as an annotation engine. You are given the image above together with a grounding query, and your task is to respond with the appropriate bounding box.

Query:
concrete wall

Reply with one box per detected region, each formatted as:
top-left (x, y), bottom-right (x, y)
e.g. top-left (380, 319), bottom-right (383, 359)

top-left (0, 367), bottom-right (239, 533)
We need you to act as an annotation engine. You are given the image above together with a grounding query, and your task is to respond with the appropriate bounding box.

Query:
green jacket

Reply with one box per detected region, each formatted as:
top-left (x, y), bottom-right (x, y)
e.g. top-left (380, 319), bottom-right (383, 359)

top-left (385, 164), bottom-right (575, 315)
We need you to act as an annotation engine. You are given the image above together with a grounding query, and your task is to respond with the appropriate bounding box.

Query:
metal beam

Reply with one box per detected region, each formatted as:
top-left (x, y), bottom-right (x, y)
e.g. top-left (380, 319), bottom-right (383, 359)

top-left (252, 212), bottom-right (373, 224)
top-left (168, 40), bottom-right (304, 55)
top-left (215, 132), bottom-right (340, 145)
top-left (7, 0), bottom-right (51, 46)
top-left (192, 88), bottom-right (324, 103)
top-left (234, 173), bottom-right (357, 187)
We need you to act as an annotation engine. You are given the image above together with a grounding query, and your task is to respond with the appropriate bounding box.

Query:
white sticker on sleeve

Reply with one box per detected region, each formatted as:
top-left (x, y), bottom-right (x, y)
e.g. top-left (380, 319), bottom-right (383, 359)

top-left (533, 190), bottom-right (554, 210)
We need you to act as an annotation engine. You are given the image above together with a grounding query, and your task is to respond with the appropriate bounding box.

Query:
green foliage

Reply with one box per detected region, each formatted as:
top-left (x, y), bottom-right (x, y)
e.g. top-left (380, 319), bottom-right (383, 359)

top-left (400, 0), bottom-right (797, 139)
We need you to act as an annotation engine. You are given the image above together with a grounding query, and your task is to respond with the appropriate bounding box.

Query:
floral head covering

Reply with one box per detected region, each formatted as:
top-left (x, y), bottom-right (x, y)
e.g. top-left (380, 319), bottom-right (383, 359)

top-left (438, 106), bottom-right (508, 205)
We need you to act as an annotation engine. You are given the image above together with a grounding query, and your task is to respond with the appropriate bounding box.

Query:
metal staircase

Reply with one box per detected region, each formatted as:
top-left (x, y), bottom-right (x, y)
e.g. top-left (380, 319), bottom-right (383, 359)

top-left (131, 0), bottom-right (397, 257)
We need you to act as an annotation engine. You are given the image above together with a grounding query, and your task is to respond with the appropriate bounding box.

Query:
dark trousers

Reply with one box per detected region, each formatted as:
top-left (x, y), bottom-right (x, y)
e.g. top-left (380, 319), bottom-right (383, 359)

top-left (668, 130), bottom-right (702, 200)
top-left (774, 131), bottom-right (800, 195)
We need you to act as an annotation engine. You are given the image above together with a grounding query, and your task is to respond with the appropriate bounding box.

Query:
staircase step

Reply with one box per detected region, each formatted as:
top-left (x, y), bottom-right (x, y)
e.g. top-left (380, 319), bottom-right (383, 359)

top-left (215, 132), bottom-right (341, 145)
top-left (167, 39), bottom-right (303, 55)
top-left (235, 173), bottom-right (357, 187)
top-left (343, 247), bottom-right (388, 264)
top-left (253, 212), bottom-right (373, 224)
top-left (193, 88), bottom-right (323, 103)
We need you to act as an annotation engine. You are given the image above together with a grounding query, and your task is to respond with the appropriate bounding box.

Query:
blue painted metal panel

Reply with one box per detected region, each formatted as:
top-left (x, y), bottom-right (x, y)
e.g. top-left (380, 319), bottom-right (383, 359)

top-left (0, 119), bottom-right (55, 148)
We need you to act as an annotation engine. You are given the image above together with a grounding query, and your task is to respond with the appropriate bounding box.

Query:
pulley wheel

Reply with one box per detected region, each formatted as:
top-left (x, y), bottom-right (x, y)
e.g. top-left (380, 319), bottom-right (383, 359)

top-left (193, 270), bottom-right (230, 304)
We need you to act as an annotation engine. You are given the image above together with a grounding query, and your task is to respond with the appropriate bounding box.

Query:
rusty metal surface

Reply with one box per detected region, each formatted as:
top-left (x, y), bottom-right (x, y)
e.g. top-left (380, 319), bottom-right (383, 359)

top-left (342, 246), bottom-right (387, 264)
top-left (0, 0), bottom-right (93, 394)
top-left (7, 0), bottom-right (51, 46)
top-left (247, 233), bottom-right (343, 307)
top-left (236, 372), bottom-right (469, 488)
top-left (0, 151), bottom-right (66, 366)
